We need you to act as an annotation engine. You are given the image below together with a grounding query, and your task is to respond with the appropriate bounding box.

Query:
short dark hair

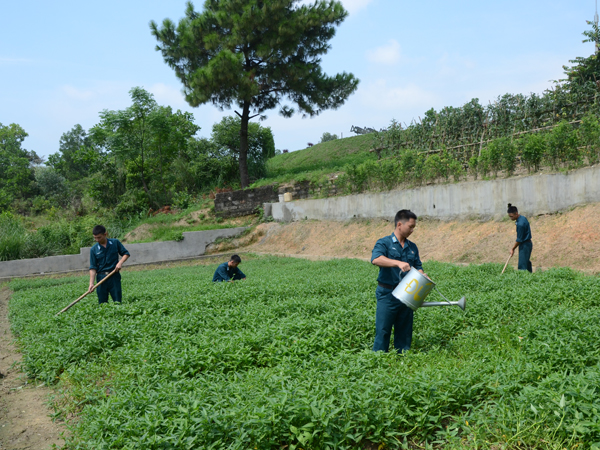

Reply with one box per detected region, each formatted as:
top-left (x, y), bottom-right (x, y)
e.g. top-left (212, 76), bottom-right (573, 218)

top-left (93, 225), bottom-right (107, 235)
top-left (394, 210), bottom-right (417, 226)
top-left (507, 203), bottom-right (518, 214)
top-left (230, 254), bottom-right (242, 264)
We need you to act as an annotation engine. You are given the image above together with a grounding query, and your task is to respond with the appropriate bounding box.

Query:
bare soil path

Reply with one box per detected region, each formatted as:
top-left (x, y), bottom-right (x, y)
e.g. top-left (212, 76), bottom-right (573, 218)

top-left (0, 286), bottom-right (65, 450)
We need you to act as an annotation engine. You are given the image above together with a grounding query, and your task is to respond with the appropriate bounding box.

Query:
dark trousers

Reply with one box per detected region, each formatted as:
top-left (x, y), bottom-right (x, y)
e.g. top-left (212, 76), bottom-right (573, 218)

top-left (96, 272), bottom-right (122, 303)
top-left (373, 286), bottom-right (414, 353)
top-left (518, 241), bottom-right (533, 273)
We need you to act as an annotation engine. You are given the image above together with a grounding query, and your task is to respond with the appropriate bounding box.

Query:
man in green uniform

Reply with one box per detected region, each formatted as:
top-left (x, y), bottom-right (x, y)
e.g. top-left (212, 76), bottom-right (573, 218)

top-left (213, 255), bottom-right (246, 282)
top-left (88, 225), bottom-right (130, 303)
top-left (507, 203), bottom-right (533, 272)
top-left (371, 209), bottom-right (425, 353)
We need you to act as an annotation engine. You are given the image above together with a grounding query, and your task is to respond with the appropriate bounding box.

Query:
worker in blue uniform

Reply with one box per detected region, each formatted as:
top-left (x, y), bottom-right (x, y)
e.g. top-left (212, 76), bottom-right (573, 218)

top-left (507, 203), bottom-right (533, 272)
top-left (371, 209), bottom-right (425, 353)
top-left (213, 254), bottom-right (246, 282)
top-left (88, 225), bottom-right (130, 303)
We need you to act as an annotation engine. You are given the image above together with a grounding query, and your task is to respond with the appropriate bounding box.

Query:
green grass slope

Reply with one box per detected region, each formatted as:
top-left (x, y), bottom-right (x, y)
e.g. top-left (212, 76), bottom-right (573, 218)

top-left (253, 134), bottom-right (376, 186)
top-left (9, 257), bottom-right (600, 449)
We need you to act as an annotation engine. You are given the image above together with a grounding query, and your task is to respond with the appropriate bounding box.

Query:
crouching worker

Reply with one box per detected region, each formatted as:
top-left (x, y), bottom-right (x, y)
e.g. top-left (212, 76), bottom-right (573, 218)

top-left (213, 255), bottom-right (246, 282)
top-left (88, 225), bottom-right (130, 303)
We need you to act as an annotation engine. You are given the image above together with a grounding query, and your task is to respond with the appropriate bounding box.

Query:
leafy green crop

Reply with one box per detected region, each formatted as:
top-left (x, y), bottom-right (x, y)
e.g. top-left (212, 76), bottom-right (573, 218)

top-left (8, 258), bottom-right (600, 449)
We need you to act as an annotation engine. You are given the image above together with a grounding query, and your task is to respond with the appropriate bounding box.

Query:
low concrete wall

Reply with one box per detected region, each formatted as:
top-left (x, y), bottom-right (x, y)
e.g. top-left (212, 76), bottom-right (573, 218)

top-left (270, 166), bottom-right (600, 222)
top-left (0, 227), bottom-right (247, 278)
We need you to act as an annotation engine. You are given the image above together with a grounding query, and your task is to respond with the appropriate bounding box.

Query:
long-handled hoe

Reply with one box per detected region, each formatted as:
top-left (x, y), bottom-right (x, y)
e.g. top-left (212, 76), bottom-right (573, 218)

top-left (56, 269), bottom-right (118, 316)
top-left (501, 253), bottom-right (513, 275)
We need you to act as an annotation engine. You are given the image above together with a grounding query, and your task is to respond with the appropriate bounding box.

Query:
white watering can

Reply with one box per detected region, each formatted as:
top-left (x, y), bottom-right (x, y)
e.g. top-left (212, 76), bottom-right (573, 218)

top-left (392, 268), bottom-right (466, 312)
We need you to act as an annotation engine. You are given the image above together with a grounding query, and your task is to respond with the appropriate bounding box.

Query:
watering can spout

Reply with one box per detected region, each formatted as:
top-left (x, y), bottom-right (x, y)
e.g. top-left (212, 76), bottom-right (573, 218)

top-left (420, 297), bottom-right (466, 310)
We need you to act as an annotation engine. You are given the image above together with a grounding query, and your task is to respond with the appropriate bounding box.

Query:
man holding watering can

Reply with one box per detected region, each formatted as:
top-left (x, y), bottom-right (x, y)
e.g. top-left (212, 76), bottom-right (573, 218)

top-left (371, 210), bottom-right (425, 353)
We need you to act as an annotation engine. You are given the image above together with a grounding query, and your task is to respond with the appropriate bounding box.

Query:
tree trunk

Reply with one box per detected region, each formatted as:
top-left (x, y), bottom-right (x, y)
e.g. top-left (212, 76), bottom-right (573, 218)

top-left (239, 101), bottom-right (250, 188)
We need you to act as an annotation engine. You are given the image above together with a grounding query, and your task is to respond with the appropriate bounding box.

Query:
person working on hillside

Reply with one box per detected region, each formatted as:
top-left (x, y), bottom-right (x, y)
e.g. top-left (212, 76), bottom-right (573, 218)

top-left (213, 254), bottom-right (246, 282)
top-left (88, 225), bottom-right (131, 303)
top-left (507, 203), bottom-right (533, 272)
top-left (371, 209), bottom-right (425, 353)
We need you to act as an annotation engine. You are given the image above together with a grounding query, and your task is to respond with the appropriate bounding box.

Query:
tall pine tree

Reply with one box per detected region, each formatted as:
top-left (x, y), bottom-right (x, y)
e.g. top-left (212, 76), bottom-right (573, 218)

top-left (151, 0), bottom-right (358, 188)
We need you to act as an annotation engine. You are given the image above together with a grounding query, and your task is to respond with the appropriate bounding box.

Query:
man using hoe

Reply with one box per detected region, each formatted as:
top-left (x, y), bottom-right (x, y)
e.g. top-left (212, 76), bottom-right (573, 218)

top-left (371, 209), bottom-right (425, 353)
top-left (213, 254), bottom-right (246, 282)
top-left (88, 225), bottom-right (130, 303)
top-left (507, 203), bottom-right (533, 272)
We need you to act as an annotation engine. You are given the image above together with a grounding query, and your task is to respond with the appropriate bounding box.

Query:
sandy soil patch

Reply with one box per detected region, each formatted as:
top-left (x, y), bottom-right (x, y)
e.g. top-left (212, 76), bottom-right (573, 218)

top-left (121, 223), bottom-right (154, 243)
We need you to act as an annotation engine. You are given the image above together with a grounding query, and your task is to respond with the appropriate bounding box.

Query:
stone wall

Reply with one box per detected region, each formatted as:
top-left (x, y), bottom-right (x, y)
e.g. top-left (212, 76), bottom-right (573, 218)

top-left (214, 179), bottom-right (342, 218)
top-left (214, 185), bottom-right (279, 217)
top-left (270, 166), bottom-right (600, 222)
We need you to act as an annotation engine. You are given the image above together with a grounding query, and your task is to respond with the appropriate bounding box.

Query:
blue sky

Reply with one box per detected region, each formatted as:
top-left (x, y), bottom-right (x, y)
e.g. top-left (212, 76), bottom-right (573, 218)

top-left (0, 0), bottom-right (596, 159)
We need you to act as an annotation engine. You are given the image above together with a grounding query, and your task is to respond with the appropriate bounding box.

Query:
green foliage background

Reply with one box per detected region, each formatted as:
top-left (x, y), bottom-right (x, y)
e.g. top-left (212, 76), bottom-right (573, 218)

top-left (9, 257), bottom-right (600, 449)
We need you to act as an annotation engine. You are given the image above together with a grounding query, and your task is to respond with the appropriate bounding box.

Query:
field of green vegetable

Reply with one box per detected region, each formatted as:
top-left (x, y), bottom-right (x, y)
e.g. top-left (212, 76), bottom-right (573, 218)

top-left (8, 257), bottom-right (600, 449)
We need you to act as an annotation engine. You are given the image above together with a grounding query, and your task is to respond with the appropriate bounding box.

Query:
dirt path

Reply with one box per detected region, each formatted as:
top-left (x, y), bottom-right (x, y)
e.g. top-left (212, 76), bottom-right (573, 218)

top-left (0, 286), bottom-right (65, 450)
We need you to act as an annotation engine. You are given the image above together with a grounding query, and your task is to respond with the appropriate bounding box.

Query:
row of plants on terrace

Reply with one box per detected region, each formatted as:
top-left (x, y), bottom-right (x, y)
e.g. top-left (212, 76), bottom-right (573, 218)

top-left (8, 257), bottom-right (600, 449)
top-left (371, 19), bottom-right (600, 159)
top-left (301, 113), bottom-right (600, 195)
top-left (288, 23), bottom-right (600, 196)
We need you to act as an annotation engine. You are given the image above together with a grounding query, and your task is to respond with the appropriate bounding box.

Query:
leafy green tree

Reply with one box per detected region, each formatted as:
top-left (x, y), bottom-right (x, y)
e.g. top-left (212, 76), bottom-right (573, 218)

top-left (171, 137), bottom-right (238, 193)
top-left (90, 87), bottom-right (200, 208)
top-left (34, 167), bottom-right (69, 206)
top-left (562, 21), bottom-right (600, 89)
top-left (211, 116), bottom-right (275, 180)
top-left (151, 0), bottom-right (359, 188)
top-left (0, 123), bottom-right (36, 209)
top-left (47, 124), bottom-right (101, 181)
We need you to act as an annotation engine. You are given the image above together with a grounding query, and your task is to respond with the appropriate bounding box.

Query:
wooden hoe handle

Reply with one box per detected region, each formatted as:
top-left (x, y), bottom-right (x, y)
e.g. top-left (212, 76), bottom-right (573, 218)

top-left (56, 269), bottom-right (118, 316)
top-left (501, 254), bottom-right (513, 275)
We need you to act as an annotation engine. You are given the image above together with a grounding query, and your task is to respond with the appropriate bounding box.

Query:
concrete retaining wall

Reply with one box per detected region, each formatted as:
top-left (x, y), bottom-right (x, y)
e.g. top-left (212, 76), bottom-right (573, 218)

top-left (0, 227), bottom-right (247, 278)
top-left (270, 166), bottom-right (600, 222)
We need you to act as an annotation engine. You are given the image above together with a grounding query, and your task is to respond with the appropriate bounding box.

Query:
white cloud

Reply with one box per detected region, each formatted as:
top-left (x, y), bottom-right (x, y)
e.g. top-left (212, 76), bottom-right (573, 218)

top-left (297, 0), bottom-right (374, 14)
top-left (148, 83), bottom-right (190, 110)
top-left (366, 39), bottom-right (401, 65)
top-left (339, 0), bottom-right (375, 14)
top-left (359, 79), bottom-right (438, 111)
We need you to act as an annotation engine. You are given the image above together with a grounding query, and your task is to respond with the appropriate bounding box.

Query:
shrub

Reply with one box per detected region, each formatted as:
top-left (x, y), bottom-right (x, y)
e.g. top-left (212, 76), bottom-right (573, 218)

top-left (424, 154), bottom-right (445, 183)
top-left (498, 137), bottom-right (518, 175)
top-left (518, 133), bottom-right (546, 173)
top-left (399, 149), bottom-right (426, 185)
top-left (448, 158), bottom-right (464, 181)
top-left (547, 120), bottom-right (579, 168)
top-left (0, 212), bottom-right (27, 261)
top-left (578, 113), bottom-right (600, 165)
top-left (319, 132), bottom-right (338, 143)
top-left (468, 155), bottom-right (479, 179)
top-left (172, 191), bottom-right (192, 210)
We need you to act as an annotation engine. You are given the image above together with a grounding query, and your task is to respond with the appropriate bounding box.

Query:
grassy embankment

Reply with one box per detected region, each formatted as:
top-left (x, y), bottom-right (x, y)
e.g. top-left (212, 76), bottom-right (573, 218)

top-left (0, 198), bottom-right (257, 261)
top-left (251, 134), bottom-right (376, 187)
